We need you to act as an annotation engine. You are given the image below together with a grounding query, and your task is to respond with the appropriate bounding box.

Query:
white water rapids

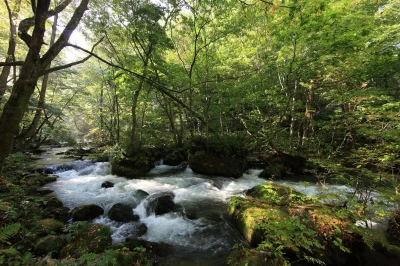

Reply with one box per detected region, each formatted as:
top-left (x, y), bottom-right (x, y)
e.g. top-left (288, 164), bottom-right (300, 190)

top-left (42, 160), bottom-right (375, 264)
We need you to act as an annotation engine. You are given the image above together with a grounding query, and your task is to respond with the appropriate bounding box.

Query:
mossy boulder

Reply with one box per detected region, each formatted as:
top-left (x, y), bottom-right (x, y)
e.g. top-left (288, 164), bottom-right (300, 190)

top-left (228, 184), bottom-right (362, 265)
top-left (34, 218), bottom-right (65, 236)
top-left (111, 155), bottom-right (154, 179)
top-left (34, 235), bottom-right (67, 257)
top-left (60, 222), bottom-right (112, 258)
top-left (71, 204), bottom-right (104, 221)
top-left (246, 183), bottom-right (313, 206)
top-left (44, 196), bottom-right (63, 208)
top-left (188, 151), bottom-right (246, 178)
top-left (108, 203), bottom-right (139, 222)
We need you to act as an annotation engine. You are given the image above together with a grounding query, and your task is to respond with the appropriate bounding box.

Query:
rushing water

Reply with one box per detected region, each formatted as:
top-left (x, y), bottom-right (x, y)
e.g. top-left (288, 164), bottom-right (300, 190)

top-left (42, 159), bottom-right (383, 264)
top-left (44, 161), bottom-right (267, 265)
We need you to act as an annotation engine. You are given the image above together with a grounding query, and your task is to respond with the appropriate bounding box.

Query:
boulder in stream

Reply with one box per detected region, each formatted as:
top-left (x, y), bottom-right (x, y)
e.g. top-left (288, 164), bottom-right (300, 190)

top-left (145, 192), bottom-right (176, 216)
top-left (111, 156), bottom-right (154, 179)
top-left (108, 203), bottom-right (139, 222)
top-left (188, 151), bottom-right (246, 178)
top-left (71, 204), bottom-right (104, 221)
top-left (101, 181), bottom-right (114, 188)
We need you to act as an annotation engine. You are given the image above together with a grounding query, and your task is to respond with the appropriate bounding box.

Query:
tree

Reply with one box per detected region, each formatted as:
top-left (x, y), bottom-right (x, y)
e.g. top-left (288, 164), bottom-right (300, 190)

top-left (0, 0), bottom-right (91, 173)
top-left (0, 0), bottom-right (22, 104)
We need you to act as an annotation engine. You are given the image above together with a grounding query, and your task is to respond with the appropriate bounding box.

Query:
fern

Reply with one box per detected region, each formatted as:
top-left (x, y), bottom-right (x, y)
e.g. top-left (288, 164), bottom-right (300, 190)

top-left (0, 223), bottom-right (21, 245)
top-left (303, 255), bottom-right (326, 266)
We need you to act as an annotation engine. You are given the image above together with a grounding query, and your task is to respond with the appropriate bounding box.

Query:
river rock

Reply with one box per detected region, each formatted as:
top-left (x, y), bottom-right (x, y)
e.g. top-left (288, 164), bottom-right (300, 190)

top-left (188, 151), bottom-right (246, 178)
top-left (34, 235), bottom-right (67, 257)
top-left (111, 157), bottom-right (154, 179)
top-left (71, 204), bottom-right (104, 221)
top-left (44, 196), bottom-right (63, 208)
top-left (101, 181), bottom-right (114, 188)
top-left (145, 192), bottom-right (176, 216)
top-left (108, 203), bottom-right (139, 222)
top-left (134, 189), bottom-right (149, 200)
top-left (137, 223), bottom-right (148, 236)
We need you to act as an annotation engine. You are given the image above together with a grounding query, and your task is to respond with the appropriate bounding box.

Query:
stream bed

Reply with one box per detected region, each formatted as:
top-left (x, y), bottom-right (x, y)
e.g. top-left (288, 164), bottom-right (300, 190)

top-left (43, 161), bottom-right (267, 265)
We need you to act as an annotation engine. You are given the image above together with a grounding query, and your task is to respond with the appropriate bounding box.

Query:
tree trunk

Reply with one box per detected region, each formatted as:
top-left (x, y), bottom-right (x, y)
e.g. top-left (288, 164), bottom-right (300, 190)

top-left (129, 88), bottom-right (141, 155)
top-left (289, 80), bottom-right (298, 150)
top-left (302, 81), bottom-right (314, 147)
top-left (0, 0), bottom-right (89, 173)
top-left (0, 0), bottom-right (21, 103)
top-left (17, 13), bottom-right (59, 144)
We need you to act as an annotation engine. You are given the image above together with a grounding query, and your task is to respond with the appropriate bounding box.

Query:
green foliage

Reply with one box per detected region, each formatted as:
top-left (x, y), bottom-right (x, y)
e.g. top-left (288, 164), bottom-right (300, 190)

top-left (0, 248), bottom-right (34, 266)
top-left (34, 219), bottom-right (65, 236)
top-left (248, 184), bottom-right (314, 206)
top-left (76, 248), bottom-right (151, 266)
top-left (0, 223), bottom-right (21, 245)
top-left (257, 216), bottom-right (326, 265)
top-left (62, 222), bottom-right (112, 258)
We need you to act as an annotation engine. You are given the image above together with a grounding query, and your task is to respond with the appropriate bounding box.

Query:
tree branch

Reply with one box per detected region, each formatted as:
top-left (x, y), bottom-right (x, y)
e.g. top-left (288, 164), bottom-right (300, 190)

top-left (40, 0), bottom-right (89, 67)
top-left (66, 43), bottom-right (207, 125)
top-left (41, 37), bottom-right (103, 76)
top-left (18, 0), bottom-right (73, 47)
top-left (0, 61), bottom-right (24, 67)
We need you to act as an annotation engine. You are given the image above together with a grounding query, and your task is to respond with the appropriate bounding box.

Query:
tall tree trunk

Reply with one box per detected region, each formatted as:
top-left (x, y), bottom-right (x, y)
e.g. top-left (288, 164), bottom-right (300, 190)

top-left (128, 45), bottom-right (151, 155)
top-left (17, 12), bottom-right (59, 144)
top-left (289, 80), bottom-right (298, 150)
top-left (129, 88), bottom-right (141, 155)
top-left (0, 0), bottom-right (21, 103)
top-left (302, 81), bottom-right (314, 147)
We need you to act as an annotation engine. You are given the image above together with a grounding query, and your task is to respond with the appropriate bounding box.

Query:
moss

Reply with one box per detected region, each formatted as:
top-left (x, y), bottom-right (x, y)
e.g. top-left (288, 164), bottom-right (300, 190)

top-left (228, 184), bottom-right (359, 265)
top-left (247, 183), bottom-right (314, 206)
top-left (227, 245), bottom-right (283, 266)
top-left (34, 235), bottom-right (67, 257)
top-left (34, 219), bottom-right (65, 236)
top-left (60, 222), bottom-right (112, 258)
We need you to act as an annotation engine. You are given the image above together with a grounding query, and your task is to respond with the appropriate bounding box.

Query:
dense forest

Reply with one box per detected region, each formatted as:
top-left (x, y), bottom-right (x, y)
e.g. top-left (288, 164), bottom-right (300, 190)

top-left (0, 0), bottom-right (399, 265)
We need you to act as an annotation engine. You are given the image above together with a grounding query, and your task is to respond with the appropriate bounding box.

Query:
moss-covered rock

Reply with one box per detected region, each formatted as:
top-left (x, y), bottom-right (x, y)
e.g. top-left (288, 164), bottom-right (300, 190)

top-left (34, 218), bottom-right (65, 236)
top-left (246, 183), bottom-right (314, 206)
top-left (188, 151), bottom-right (246, 178)
top-left (111, 155), bottom-right (154, 179)
top-left (34, 235), bottom-right (67, 257)
top-left (71, 204), bottom-right (104, 221)
top-left (60, 222), bottom-right (112, 258)
top-left (228, 184), bottom-right (362, 265)
top-left (44, 196), bottom-right (63, 208)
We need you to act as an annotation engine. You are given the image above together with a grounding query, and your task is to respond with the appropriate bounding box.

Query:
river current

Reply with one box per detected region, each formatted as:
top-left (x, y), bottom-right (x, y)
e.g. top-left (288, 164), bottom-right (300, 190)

top-left (42, 159), bottom-right (365, 264)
